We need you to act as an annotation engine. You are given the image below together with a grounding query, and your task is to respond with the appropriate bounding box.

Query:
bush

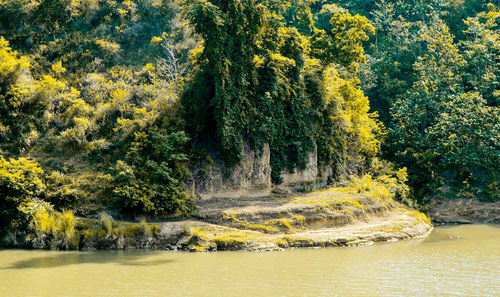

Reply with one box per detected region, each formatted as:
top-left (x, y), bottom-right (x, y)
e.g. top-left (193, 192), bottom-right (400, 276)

top-left (338, 166), bottom-right (412, 207)
top-left (18, 199), bottom-right (57, 248)
top-left (18, 200), bottom-right (79, 249)
top-left (110, 130), bottom-right (195, 217)
top-left (0, 157), bottom-right (45, 236)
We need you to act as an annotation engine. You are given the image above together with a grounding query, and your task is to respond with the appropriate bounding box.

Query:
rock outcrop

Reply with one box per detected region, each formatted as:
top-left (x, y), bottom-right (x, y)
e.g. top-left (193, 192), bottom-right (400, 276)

top-left (276, 148), bottom-right (319, 191)
top-left (189, 143), bottom-right (333, 200)
top-left (156, 187), bottom-right (433, 252)
top-left (189, 144), bottom-right (272, 199)
top-left (70, 187), bottom-right (433, 252)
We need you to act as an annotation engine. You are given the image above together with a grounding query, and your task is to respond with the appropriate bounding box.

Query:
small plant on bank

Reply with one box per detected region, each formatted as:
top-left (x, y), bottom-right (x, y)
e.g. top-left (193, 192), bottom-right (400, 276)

top-left (57, 210), bottom-right (78, 250)
top-left (138, 219), bottom-right (151, 238)
top-left (98, 212), bottom-right (114, 238)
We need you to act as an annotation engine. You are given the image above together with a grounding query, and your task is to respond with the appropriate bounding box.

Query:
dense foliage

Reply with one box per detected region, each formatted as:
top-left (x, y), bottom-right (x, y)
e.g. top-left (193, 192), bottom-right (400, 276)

top-left (0, 0), bottom-right (498, 241)
top-left (311, 0), bottom-right (499, 202)
top-left (344, 1), bottom-right (500, 202)
top-left (389, 14), bottom-right (500, 202)
top-left (182, 0), bottom-right (382, 182)
top-left (0, 0), bottom-right (196, 223)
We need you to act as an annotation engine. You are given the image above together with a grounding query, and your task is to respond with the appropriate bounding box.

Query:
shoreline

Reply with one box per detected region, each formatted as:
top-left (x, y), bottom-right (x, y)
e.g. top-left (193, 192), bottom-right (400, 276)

top-left (11, 192), bottom-right (500, 252)
top-left (429, 198), bottom-right (500, 225)
top-left (4, 188), bottom-right (443, 252)
top-left (77, 188), bottom-right (434, 252)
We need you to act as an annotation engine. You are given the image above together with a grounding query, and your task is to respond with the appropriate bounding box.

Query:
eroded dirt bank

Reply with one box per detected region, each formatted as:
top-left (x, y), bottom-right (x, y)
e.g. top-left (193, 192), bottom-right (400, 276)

top-left (156, 188), bottom-right (433, 251)
top-left (429, 199), bottom-right (500, 224)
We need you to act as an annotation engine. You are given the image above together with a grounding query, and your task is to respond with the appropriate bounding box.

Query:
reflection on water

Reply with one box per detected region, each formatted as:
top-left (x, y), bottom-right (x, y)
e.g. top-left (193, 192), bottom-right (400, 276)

top-left (1, 224), bottom-right (499, 297)
top-left (3, 251), bottom-right (176, 269)
top-left (423, 230), bottom-right (463, 243)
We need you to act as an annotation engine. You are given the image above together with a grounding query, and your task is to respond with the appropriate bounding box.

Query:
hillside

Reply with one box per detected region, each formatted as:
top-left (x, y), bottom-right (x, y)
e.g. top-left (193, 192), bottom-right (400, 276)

top-left (0, 0), bottom-right (498, 249)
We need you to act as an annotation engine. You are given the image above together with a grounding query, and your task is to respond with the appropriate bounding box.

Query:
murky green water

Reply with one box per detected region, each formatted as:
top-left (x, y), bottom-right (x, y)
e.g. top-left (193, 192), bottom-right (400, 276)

top-left (1, 224), bottom-right (499, 296)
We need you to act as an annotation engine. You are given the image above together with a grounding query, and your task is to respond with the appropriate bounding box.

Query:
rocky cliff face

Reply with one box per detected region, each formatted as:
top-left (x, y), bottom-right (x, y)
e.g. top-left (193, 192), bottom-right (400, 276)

top-left (189, 143), bottom-right (334, 200)
top-left (189, 144), bottom-right (272, 199)
top-left (277, 147), bottom-right (319, 191)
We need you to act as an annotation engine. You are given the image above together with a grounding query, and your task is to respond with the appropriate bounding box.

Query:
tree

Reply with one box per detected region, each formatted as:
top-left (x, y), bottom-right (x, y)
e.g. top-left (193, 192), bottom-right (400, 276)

top-left (389, 17), bottom-right (500, 202)
top-left (111, 129), bottom-right (193, 217)
top-left (460, 4), bottom-right (500, 106)
top-left (310, 6), bottom-right (375, 69)
top-left (182, 0), bottom-right (382, 183)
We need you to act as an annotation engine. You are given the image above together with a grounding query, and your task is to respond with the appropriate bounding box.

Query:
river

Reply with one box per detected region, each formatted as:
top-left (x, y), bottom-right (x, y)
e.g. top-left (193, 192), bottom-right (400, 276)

top-left (0, 224), bottom-right (499, 296)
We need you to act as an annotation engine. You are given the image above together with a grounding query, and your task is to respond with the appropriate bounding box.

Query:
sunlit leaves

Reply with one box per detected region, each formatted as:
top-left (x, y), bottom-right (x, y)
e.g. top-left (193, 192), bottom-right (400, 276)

top-left (310, 8), bottom-right (374, 69)
top-left (389, 9), bottom-right (500, 200)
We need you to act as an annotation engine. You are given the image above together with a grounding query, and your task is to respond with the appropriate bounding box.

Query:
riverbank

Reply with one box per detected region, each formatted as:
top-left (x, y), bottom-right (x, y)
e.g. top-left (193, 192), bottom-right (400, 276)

top-left (429, 198), bottom-right (500, 225)
top-left (6, 181), bottom-right (434, 252)
top-left (69, 186), bottom-right (433, 252)
top-left (164, 187), bottom-right (432, 251)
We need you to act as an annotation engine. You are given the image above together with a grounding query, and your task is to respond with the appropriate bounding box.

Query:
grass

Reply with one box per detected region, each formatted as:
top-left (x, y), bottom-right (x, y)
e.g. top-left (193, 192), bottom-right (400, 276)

top-left (98, 212), bottom-right (114, 237)
top-left (242, 223), bottom-right (276, 233)
top-left (187, 226), bottom-right (261, 250)
top-left (292, 215), bottom-right (306, 224)
top-left (222, 211), bottom-right (278, 233)
top-left (266, 218), bottom-right (293, 230)
top-left (211, 231), bottom-right (258, 245)
top-left (219, 188), bottom-right (371, 234)
top-left (58, 210), bottom-right (78, 250)
top-left (187, 227), bottom-right (208, 241)
top-left (288, 188), bottom-right (366, 210)
top-left (76, 217), bottom-right (161, 249)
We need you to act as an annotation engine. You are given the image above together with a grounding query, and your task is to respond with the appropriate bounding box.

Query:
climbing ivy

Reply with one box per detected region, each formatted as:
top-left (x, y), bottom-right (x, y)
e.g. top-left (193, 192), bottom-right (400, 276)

top-left (182, 0), bottom-right (381, 183)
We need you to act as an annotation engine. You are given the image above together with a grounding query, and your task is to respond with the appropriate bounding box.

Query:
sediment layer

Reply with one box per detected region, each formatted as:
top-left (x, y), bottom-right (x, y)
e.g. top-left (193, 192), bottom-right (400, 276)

top-left (156, 188), bottom-right (433, 251)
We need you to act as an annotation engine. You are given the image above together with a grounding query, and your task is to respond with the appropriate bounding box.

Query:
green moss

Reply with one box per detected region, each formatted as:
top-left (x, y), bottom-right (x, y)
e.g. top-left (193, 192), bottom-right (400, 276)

top-left (267, 218), bottom-right (293, 231)
top-left (188, 227), bottom-right (208, 240)
top-left (186, 226), bottom-right (263, 251)
top-left (222, 211), bottom-right (278, 233)
top-left (289, 189), bottom-right (366, 210)
top-left (275, 238), bottom-right (289, 248)
top-left (119, 221), bottom-right (156, 238)
top-left (150, 224), bottom-right (161, 237)
top-left (339, 209), bottom-right (354, 215)
top-left (284, 237), bottom-right (315, 247)
top-left (242, 223), bottom-right (276, 233)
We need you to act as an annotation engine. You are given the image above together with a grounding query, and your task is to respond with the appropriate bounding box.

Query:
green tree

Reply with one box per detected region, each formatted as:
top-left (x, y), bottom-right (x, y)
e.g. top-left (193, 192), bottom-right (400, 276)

top-left (460, 4), bottom-right (500, 106)
top-left (310, 6), bottom-right (375, 69)
top-left (389, 17), bottom-right (500, 202)
top-left (183, 0), bottom-right (382, 183)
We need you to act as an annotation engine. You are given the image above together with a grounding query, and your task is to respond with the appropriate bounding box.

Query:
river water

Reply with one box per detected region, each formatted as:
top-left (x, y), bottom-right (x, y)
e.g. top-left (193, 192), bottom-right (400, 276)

top-left (0, 224), bottom-right (499, 296)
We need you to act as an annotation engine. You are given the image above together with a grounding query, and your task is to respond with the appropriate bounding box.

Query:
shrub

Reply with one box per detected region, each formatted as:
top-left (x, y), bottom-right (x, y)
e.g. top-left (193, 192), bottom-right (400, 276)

top-left (18, 200), bottom-right (79, 249)
top-left (0, 157), bottom-right (45, 236)
top-left (110, 130), bottom-right (194, 217)
top-left (18, 199), bottom-right (57, 248)
top-left (338, 167), bottom-right (411, 206)
top-left (57, 210), bottom-right (78, 250)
